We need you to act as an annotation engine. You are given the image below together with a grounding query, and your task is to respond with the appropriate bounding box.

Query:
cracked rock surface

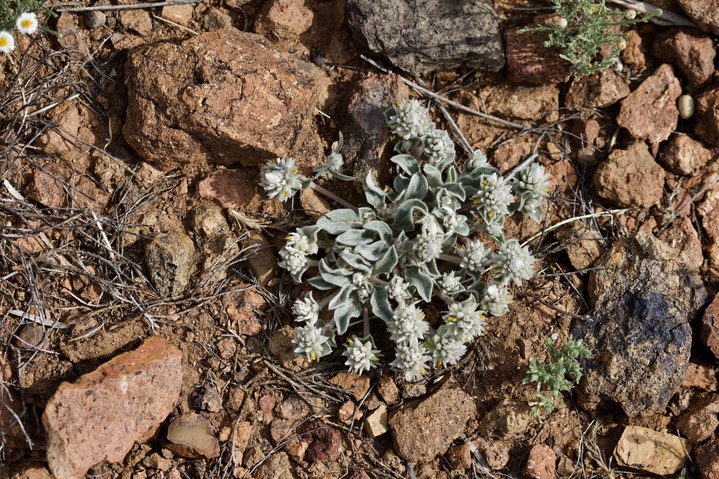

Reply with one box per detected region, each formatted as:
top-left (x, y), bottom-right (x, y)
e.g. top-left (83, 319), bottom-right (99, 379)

top-left (571, 233), bottom-right (706, 417)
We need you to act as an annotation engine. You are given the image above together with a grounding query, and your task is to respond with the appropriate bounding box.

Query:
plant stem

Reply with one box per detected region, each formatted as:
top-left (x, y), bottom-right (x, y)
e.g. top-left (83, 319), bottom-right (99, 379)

top-left (438, 253), bottom-right (462, 265)
top-left (309, 182), bottom-right (358, 212)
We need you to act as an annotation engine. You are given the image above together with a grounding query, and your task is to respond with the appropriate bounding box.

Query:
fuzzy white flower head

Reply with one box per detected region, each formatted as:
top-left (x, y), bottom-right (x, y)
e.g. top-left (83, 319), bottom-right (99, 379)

top-left (0, 31), bottom-right (15, 54)
top-left (343, 335), bottom-right (381, 375)
top-left (481, 282), bottom-right (513, 316)
top-left (458, 240), bottom-right (487, 273)
top-left (466, 148), bottom-right (490, 171)
top-left (438, 271), bottom-right (465, 296)
top-left (387, 303), bottom-right (429, 344)
top-left (557, 17), bottom-right (568, 28)
top-left (439, 207), bottom-right (467, 235)
top-left (292, 293), bottom-right (320, 324)
top-left (516, 163), bottom-right (551, 199)
top-left (293, 322), bottom-right (333, 361)
top-left (426, 324), bottom-right (467, 367)
top-left (472, 173), bottom-right (514, 220)
top-left (279, 248), bottom-right (307, 275)
top-left (386, 99), bottom-right (434, 139)
top-left (391, 342), bottom-right (431, 382)
top-left (492, 239), bottom-right (536, 286)
top-left (414, 215), bottom-right (444, 263)
top-left (422, 128), bottom-right (455, 166)
top-left (16, 13), bottom-right (39, 35)
top-left (286, 231), bottom-right (317, 255)
top-left (387, 275), bottom-right (412, 302)
top-left (443, 297), bottom-right (486, 342)
top-left (260, 157), bottom-right (304, 202)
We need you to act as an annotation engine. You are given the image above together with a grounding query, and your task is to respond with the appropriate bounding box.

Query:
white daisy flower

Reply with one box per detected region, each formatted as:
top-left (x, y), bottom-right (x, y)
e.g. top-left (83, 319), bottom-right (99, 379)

top-left (16, 12), bottom-right (39, 35)
top-left (0, 31), bottom-right (15, 54)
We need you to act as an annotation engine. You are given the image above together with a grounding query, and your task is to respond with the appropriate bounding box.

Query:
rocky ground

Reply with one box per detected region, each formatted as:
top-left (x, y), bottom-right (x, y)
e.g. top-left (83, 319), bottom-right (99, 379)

top-left (1, 0), bottom-right (719, 478)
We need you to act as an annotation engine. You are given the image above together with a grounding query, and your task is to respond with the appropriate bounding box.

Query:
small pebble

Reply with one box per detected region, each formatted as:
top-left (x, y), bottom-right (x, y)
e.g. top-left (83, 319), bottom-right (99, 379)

top-left (678, 94), bottom-right (695, 120)
top-left (84, 11), bottom-right (106, 29)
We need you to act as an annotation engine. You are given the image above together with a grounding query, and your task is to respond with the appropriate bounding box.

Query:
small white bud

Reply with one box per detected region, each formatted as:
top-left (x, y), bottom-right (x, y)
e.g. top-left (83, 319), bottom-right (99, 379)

top-left (557, 17), bottom-right (568, 28)
top-left (625, 9), bottom-right (637, 20)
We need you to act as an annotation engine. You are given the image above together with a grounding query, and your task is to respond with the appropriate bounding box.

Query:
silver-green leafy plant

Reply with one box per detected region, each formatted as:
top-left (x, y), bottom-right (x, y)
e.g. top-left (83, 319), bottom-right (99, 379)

top-left (261, 99), bottom-right (551, 381)
top-left (521, 0), bottom-right (655, 76)
top-left (523, 336), bottom-right (591, 414)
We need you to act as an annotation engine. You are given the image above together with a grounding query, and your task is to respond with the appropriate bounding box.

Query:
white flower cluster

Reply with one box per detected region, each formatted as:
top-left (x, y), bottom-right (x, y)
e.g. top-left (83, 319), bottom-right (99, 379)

top-left (385, 99), bottom-right (434, 139)
top-left (291, 292), bottom-right (335, 361)
top-left (343, 335), bottom-right (381, 375)
top-left (259, 157), bottom-right (304, 203)
top-left (1, 12), bottom-right (38, 54)
top-left (472, 173), bottom-right (514, 221)
top-left (273, 99), bottom-right (548, 383)
top-left (278, 229), bottom-right (317, 278)
top-left (492, 239), bottom-right (536, 286)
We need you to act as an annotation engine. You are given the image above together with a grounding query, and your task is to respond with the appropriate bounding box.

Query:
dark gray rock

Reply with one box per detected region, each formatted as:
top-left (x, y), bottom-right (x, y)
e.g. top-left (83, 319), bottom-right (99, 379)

top-left (572, 233), bottom-right (706, 417)
top-left (346, 0), bottom-right (504, 76)
top-left (339, 73), bottom-right (409, 190)
top-left (145, 233), bottom-right (196, 297)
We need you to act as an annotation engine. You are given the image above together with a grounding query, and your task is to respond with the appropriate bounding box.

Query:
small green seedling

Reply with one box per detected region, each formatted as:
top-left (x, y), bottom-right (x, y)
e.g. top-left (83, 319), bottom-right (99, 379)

top-left (524, 335), bottom-right (591, 413)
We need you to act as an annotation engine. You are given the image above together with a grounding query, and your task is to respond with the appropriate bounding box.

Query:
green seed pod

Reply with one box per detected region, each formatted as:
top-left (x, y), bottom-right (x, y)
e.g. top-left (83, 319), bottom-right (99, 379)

top-left (678, 94), bottom-right (694, 120)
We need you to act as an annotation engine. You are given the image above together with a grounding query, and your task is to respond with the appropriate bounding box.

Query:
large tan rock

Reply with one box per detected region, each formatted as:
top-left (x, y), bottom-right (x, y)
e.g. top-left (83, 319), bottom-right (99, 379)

top-left (123, 28), bottom-right (328, 170)
top-left (614, 426), bottom-right (690, 475)
top-left (43, 337), bottom-right (183, 479)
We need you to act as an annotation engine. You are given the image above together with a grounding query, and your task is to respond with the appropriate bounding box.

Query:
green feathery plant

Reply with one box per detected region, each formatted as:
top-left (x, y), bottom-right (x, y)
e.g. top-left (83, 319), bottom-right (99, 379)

top-left (521, 0), bottom-right (656, 76)
top-left (260, 99), bottom-right (552, 381)
top-left (524, 336), bottom-right (591, 413)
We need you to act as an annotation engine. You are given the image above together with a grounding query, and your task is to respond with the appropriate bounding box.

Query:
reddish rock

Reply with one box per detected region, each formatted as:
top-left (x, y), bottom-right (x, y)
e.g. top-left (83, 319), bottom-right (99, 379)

top-left (657, 216), bottom-right (704, 271)
top-left (37, 101), bottom-right (101, 161)
top-left (27, 168), bottom-right (66, 209)
top-left (276, 395), bottom-right (310, 422)
top-left (268, 325), bottom-right (309, 371)
top-left (556, 222), bottom-right (604, 271)
top-left (523, 444), bottom-right (556, 479)
top-left (389, 381), bottom-right (477, 463)
top-left (659, 135), bottom-right (713, 176)
top-left (119, 10), bottom-right (152, 36)
top-left (695, 87), bottom-right (719, 146)
top-left (329, 372), bottom-right (371, 401)
top-left (255, 0), bottom-right (314, 39)
top-left (253, 451), bottom-right (294, 479)
top-left (695, 436), bottom-right (719, 479)
top-left (43, 337), bottom-right (182, 479)
top-left (698, 188), bottom-right (719, 281)
top-left (305, 420), bottom-right (343, 465)
top-left (377, 376), bottom-right (400, 405)
top-left (614, 426), bottom-right (690, 475)
top-left (216, 337), bottom-right (237, 360)
top-left (483, 83), bottom-right (559, 122)
top-left (676, 403), bottom-right (719, 444)
top-left (447, 443), bottom-right (472, 470)
top-left (123, 28), bottom-right (328, 170)
top-left (676, 0), bottom-right (719, 35)
top-left (160, 4), bottom-right (193, 26)
top-left (566, 69), bottom-right (630, 109)
top-left (617, 64), bottom-right (681, 145)
top-left (682, 362), bottom-right (718, 390)
top-left (197, 168), bottom-right (284, 215)
top-left (56, 12), bottom-right (88, 59)
top-left (504, 28), bottom-right (571, 85)
top-left (222, 289), bottom-right (265, 336)
top-left (700, 295), bottom-right (719, 360)
top-left (592, 142), bottom-right (666, 208)
top-left (9, 463), bottom-right (54, 479)
top-left (621, 30), bottom-right (650, 75)
top-left (654, 29), bottom-right (716, 90)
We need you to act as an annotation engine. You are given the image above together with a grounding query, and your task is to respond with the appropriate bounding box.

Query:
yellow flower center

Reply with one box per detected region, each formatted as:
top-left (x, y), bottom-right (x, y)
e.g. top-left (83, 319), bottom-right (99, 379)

top-left (0, 37), bottom-right (7, 47)
top-left (22, 19), bottom-right (33, 28)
